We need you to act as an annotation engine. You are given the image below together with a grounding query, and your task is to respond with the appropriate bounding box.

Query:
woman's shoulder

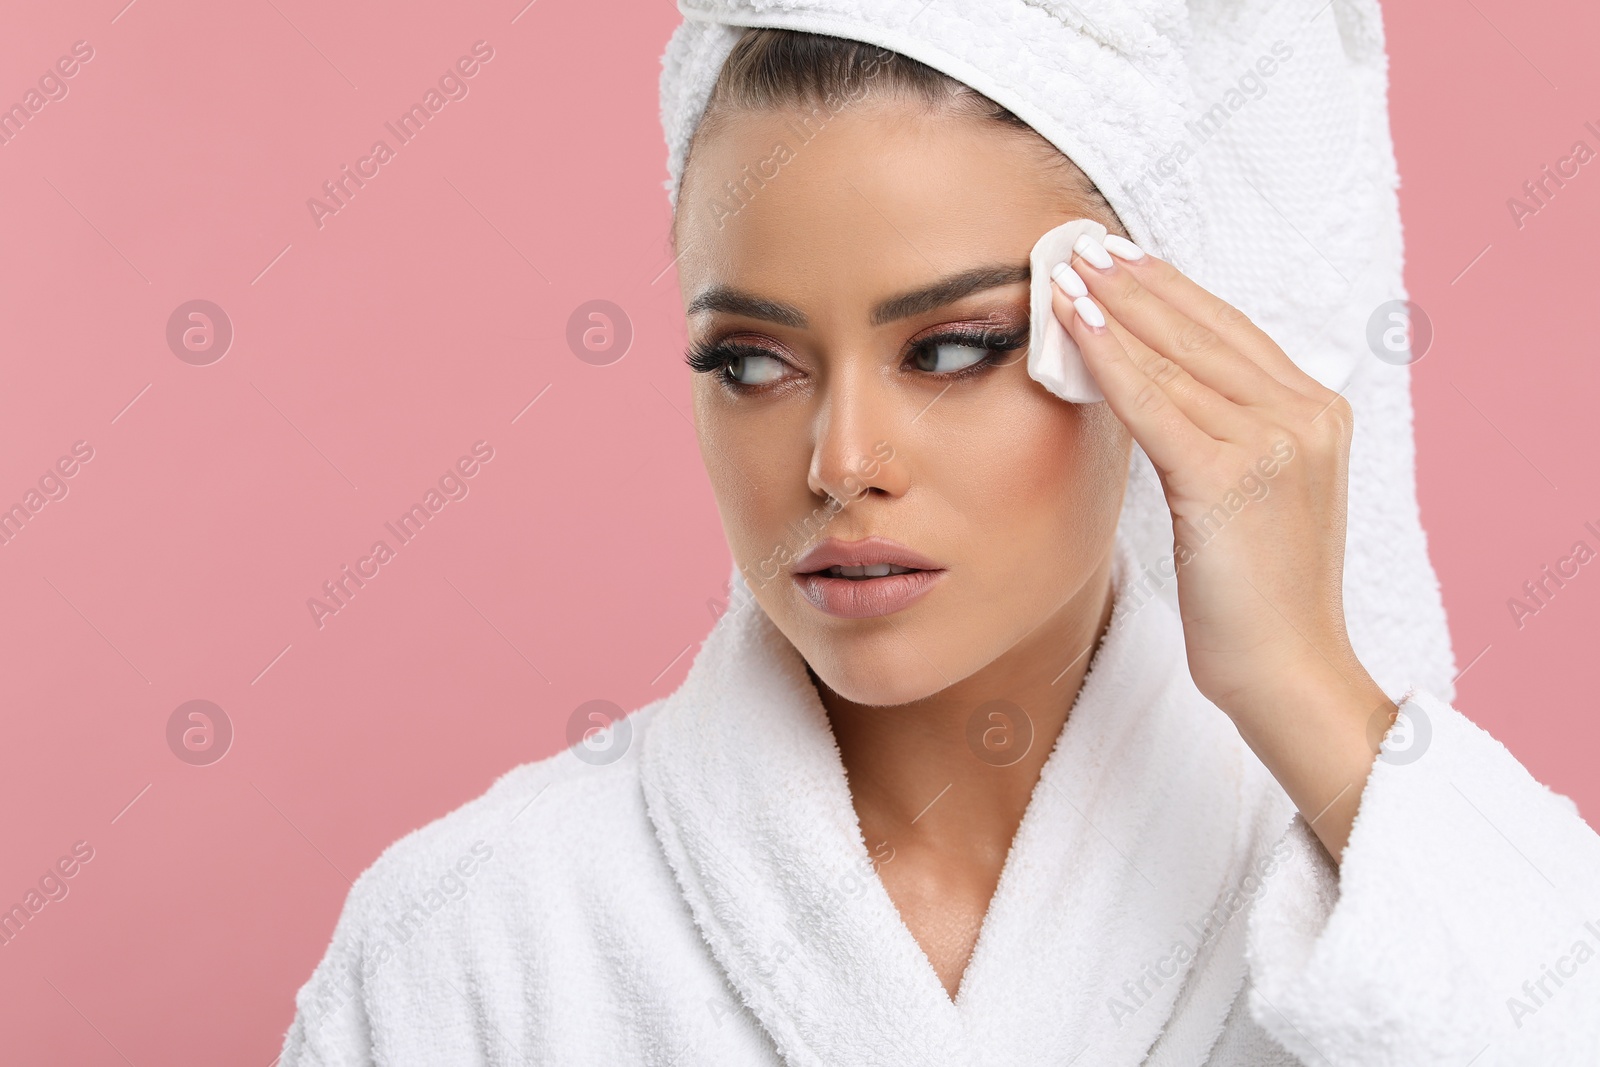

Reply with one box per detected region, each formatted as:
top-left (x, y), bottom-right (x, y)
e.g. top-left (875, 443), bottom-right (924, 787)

top-left (340, 699), bottom-right (671, 916)
top-left (281, 701), bottom-right (681, 1058)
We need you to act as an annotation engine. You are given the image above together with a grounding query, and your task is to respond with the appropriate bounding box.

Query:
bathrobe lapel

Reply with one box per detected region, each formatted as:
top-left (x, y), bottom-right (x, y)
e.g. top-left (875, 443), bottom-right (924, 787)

top-left (639, 541), bottom-right (1250, 1067)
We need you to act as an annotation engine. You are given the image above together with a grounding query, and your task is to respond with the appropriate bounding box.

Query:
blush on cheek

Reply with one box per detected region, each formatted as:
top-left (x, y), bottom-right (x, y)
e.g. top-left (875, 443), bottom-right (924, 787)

top-left (1067, 403), bottom-right (1133, 523)
top-left (998, 400), bottom-right (1129, 567)
top-left (1004, 398), bottom-right (1125, 500)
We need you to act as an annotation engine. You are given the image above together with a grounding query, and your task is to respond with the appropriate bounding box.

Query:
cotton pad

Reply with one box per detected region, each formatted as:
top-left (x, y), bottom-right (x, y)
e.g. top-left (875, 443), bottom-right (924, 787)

top-left (1027, 218), bottom-right (1109, 403)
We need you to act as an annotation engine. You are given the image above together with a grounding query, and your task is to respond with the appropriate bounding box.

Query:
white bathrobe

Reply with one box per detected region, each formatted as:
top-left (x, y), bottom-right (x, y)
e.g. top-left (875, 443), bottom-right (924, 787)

top-left (275, 9), bottom-right (1600, 1058)
top-left (276, 536), bottom-right (1600, 1066)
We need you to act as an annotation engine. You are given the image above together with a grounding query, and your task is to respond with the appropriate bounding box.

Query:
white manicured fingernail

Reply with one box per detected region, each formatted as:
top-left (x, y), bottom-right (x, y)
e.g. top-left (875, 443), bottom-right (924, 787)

top-left (1050, 261), bottom-right (1088, 297)
top-left (1072, 295), bottom-right (1105, 328)
top-left (1103, 234), bottom-right (1146, 261)
top-left (1073, 234), bottom-right (1113, 270)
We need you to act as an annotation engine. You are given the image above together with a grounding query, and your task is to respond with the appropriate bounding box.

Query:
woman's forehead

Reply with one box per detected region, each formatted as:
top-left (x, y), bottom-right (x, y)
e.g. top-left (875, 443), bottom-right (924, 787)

top-left (675, 106), bottom-right (1076, 308)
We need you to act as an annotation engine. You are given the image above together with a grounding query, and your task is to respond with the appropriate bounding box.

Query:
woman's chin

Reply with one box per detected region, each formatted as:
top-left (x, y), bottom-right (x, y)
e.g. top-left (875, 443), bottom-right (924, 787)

top-left (800, 650), bottom-right (959, 709)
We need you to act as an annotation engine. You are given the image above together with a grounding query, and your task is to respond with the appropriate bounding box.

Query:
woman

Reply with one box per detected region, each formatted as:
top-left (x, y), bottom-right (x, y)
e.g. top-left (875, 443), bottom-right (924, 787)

top-left (278, 14), bottom-right (1600, 1067)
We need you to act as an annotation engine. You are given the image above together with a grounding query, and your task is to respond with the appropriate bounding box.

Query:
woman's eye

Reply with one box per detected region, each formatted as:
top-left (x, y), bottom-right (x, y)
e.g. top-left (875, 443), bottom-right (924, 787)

top-left (727, 352), bottom-right (791, 385)
top-left (912, 341), bottom-right (990, 374)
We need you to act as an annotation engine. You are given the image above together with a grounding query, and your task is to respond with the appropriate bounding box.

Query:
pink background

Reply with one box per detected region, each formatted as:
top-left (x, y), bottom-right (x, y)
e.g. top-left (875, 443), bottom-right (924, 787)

top-left (0, 1), bottom-right (1594, 1062)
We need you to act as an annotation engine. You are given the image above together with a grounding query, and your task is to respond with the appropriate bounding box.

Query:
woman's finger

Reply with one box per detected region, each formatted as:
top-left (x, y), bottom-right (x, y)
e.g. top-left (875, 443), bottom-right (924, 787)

top-left (1065, 247), bottom-right (1286, 408)
top-left (1074, 238), bottom-right (1332, 405)
top-left (1051, 285), bottom-right (1219, 475)
top-left (1049, 280), bottom-right (1247, 442)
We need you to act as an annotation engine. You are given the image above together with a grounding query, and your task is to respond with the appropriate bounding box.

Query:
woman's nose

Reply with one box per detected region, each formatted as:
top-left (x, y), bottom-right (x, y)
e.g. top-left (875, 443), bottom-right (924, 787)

top-left (805, 380), bottom-right (907, 504)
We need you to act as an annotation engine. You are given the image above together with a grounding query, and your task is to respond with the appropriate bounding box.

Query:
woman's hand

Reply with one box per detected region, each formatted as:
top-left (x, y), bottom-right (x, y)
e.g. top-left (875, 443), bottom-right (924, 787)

top-left (1050, 233), bottom-right (1396, 862)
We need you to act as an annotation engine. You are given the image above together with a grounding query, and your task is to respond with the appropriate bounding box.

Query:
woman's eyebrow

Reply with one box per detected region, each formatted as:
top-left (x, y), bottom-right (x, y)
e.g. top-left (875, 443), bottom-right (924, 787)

top-left (685, 262), bottom-right (1030, 328)
top-left (869, 263), bottom-right (1030, 325)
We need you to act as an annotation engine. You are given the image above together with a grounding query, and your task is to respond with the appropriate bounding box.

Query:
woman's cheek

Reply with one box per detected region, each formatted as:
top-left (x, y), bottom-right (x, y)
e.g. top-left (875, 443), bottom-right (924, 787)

top-left (997, 403), bottom-right (1128, 564)
top-left (975, 401), bottom-right (1090, 501)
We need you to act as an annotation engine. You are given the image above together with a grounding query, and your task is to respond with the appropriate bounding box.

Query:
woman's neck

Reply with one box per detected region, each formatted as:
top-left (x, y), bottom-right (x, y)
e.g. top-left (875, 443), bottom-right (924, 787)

top-left (815, 555), bottom-right (1118, 869)
top-left (811, 555), bottom-right (1117, 996)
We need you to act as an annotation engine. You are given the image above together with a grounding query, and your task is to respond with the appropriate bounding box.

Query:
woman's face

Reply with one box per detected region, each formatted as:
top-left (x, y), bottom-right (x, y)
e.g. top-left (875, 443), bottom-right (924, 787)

top-left (675, 99), bottom-right (1132, 707)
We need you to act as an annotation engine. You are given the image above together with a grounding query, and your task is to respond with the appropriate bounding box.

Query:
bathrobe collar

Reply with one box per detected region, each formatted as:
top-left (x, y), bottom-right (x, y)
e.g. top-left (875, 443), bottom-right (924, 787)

top-left (639, 537), bottom-right (1253, 1067)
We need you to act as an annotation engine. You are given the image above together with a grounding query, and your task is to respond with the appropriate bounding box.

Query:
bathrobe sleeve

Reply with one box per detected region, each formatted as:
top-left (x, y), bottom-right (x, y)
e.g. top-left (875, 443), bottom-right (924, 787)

top-left (277, 871), bottom-right (379, 1067)
top-left (1240, 688), bottom-right (1600, 1066)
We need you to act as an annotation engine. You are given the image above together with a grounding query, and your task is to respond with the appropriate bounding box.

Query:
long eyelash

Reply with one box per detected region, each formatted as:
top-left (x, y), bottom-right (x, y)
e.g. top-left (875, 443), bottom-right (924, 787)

top-left (683, 337), bottom-right (753, 375)
top-left (683, 337), bottom-right (795, 390)
top-left (683, 325), bottom-right (1030, 390)
top-left (908, 326), bottom-right (1029, 377)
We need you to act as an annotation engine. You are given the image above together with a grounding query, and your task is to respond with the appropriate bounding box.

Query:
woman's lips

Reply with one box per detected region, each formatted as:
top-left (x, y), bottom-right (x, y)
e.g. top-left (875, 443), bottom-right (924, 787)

top-left (790, 536), bottom-right (946, 619)
top-left (793, 566), bottom-right (946, 619)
